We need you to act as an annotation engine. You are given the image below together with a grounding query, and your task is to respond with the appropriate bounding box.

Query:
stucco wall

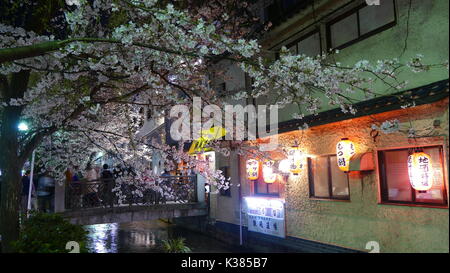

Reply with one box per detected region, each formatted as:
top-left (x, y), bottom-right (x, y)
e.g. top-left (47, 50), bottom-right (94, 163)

top-left (273, 98), bottom-right (449, 253)
top-left (210, 151), bottom-right (243, 225)
top-left (334, 0), bottom-right (449, 94)
top-left (264, 0), bottom-right (449, 123)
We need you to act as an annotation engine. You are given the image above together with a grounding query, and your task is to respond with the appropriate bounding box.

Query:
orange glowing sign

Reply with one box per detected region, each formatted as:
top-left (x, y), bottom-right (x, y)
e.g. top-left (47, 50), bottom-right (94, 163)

top-left (336, 138), bottom-right (356, 172)
top-left (246, 159), bottom-right (259, 180)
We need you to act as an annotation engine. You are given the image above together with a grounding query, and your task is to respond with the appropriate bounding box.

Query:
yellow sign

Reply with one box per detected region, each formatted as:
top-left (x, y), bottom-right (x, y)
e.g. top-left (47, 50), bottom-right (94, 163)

top-left (188, 126), bottom-right (227, 154)
top-left (336, 138), bottom-right (356, 172)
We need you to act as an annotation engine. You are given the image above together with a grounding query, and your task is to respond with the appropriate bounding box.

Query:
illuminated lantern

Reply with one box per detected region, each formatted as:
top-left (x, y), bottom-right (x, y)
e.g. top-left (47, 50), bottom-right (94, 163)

top-left (336, 138), bottom-right (356, 172)
top-left (246, 159), bottom-right (259, 180)
top-left (408, 151), bottom-right (433, 191)
top-left (287, 145), bottom-right (303, 175)
top-left (278, 159), bottom-right (291, 174)
top-left (263, 161), bottom-right (277, 183)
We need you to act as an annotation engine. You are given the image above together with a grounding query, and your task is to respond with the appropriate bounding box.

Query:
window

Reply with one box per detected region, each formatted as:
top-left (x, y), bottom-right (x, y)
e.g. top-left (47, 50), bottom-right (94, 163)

top-left (286, 30), bottom-right (322, 57)
top-left (378, 146), bottom-right (448, 207)
top-left (297, 31), bottom-right (321, 57)
top-left (254, 175), bottom-right (280, 196)
top-left (215, 82), bottom-right (229, 98)
top-left (264, 0), bottom-right (304, 25)
top-left (308, 155), bottom-right (350, 200)
top-left (216, 82), bottom-right (226, 93)
top-left (327, 0), bottom-right (396, 50)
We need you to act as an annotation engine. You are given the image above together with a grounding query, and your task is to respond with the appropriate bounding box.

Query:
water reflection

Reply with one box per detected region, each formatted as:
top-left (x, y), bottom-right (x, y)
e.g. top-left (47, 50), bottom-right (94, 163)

top-left (85, 220), bottom-right (247, 253)
top-left (85, 223), bottom-right (119, 253)
top-left (85, 220), bottom-right (169, 253)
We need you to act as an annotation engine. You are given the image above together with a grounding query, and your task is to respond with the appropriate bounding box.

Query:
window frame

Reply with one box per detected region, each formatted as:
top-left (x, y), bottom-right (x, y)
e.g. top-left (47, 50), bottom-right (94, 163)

top-left (308, 154), bottom-right (351, 201)
top-left (377, 145), bottom-right (448, 208)
top-left (326, 0), bottom-right (397, 51)
top-left (285, 28), bottom-right (322, 57)
top-left (253, 171), bottom-right (281, 197)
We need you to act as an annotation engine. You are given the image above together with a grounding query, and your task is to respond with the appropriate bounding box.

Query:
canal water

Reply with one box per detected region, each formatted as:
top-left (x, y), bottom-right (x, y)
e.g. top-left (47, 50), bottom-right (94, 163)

top-left (85, 220), bottom-right (248, 253)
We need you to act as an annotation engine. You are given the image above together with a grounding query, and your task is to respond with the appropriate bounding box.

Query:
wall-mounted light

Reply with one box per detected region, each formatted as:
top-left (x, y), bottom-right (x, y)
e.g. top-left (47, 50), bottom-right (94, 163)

top-left (278, 159), bottom-right (291, 174)
top-left (336, 138), bottom-right (356, 172)
top-left (408, 151), bottom-right (433, 191)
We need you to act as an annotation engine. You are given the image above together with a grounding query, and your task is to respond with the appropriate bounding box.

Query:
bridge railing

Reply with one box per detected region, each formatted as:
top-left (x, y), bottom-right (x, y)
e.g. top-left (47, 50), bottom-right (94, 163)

top-left (64, 175), bottom-right (198, 211)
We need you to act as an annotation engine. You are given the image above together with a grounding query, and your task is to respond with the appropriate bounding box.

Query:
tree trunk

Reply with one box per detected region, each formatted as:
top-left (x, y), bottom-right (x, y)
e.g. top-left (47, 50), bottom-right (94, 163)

top-left (0, 162), bottom-right (22, 253)
top-left (0, 110), bottom-right (25, 252)
top-left (0, 70), bottom-right (30, 252)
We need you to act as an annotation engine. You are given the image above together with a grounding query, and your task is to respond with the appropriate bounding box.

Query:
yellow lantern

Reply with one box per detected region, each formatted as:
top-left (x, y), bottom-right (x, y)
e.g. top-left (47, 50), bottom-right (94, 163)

top-left (408, 151), bottom-right (433, 191)
top-left (246, 159), bottom-right (259, 180)
top-left (336, 138), bottom-right (356, 172)
top-left (263, 160), bottom-right (277, 183)
top-left (287, 145), bottom-right (303, 175)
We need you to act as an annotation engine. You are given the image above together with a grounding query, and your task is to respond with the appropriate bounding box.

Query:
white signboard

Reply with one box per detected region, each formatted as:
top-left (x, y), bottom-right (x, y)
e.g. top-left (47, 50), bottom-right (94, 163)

top-left (245, 197), bottom-right (285, 238)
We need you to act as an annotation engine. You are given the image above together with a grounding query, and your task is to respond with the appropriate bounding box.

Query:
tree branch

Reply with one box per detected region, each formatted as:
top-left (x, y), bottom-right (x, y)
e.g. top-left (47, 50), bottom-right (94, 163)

top-left (0, 37), bottom-right (243, 65)
top-left (0, 40), bottom-right (72, 64)
top-left (18, 84), bottom-right (102, 162)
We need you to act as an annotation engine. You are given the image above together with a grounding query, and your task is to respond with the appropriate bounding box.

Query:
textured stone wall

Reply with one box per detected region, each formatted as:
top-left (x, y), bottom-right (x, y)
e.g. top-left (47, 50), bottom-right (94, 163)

top-left (213, 96), bottom-right (449, 253)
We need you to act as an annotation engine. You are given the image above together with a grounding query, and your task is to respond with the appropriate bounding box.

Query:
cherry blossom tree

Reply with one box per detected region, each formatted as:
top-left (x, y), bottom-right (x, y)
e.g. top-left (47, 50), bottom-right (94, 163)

top-left (0, 0), bottom-right (263, 252)
top-left (0, 0), bottom-right (446, 252)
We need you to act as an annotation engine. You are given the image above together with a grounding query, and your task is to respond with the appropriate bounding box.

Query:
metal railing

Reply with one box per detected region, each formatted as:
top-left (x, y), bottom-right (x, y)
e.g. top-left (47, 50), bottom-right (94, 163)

top-left (65, 175), bottom-right (197, 210)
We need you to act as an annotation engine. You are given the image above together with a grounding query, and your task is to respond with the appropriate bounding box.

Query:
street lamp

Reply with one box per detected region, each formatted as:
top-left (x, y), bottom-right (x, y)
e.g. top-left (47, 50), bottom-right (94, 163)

top-left (18, 121), bottom-right (36, 215)
top-left (18, 122), bottom-right (29, 131)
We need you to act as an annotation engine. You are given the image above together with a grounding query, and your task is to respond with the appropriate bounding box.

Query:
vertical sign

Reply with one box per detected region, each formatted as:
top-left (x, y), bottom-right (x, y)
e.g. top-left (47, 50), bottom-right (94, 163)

top-left (336, 139), bottom-right (355, 172)
top-left (408, 152), bottom-right (433, 191)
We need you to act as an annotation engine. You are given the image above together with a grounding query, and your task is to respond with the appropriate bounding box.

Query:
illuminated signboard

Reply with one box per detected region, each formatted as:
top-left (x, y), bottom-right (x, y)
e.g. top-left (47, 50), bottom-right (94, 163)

top-left (244, 197), bottom-right (285, 238)
top-left (188, 126), bottom-right (227, 154)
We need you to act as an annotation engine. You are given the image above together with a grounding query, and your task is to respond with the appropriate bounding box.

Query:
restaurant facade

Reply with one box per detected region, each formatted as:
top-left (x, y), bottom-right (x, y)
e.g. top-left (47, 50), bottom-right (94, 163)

top-left (174, 0), bottom-right (449, 253)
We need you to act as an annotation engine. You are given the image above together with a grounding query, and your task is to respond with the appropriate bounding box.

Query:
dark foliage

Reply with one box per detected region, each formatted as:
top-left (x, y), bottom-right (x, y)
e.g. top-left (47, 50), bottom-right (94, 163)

top-left (12, 211), bottom-right (89, 253)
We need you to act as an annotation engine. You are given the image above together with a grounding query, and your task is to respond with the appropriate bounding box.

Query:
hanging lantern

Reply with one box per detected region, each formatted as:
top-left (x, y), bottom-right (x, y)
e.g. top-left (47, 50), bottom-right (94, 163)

top-left (287, 145), bottom-right (304, 175)
top-left (408, 151), bottom-right (433, 191)
top-left (336, 138), bottom-right (356, 172)
top-left (278, 159), bottom-right (291, 174)
top-left (263, 160), bottom-right (277, 183)
top-left (246, 159), bottom-right (259, 180)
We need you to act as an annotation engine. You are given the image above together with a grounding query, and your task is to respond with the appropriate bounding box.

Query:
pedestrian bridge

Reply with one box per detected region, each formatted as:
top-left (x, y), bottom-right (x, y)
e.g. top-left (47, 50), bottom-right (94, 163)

top-left (55, 175), bottom-right (208, 225)
top-left (62, 202), bottom-right (208, 225)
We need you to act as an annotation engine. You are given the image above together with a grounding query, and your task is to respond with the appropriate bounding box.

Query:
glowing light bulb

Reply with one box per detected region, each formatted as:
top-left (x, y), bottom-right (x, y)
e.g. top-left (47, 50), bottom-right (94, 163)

top-left (18, 122), bottom-right (29, 131)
